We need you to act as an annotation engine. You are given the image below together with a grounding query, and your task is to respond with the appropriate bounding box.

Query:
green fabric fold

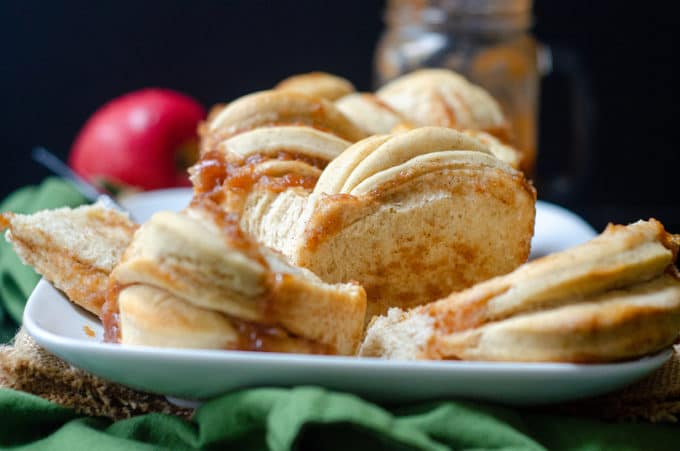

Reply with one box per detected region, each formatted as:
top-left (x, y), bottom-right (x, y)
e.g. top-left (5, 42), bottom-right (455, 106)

top-left (2, 387), bottom-right (680, 451)
top-left (1, 179), bottom-right (678, 450)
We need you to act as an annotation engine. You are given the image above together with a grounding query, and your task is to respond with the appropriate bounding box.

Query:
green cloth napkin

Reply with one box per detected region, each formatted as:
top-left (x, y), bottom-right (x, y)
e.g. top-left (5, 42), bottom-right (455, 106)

top-left (1, 386), bottom-right (680, 450)
top-left (1, 179), bottom-right (679, 451)
top-left (0, 178), bottom-right (86, 342)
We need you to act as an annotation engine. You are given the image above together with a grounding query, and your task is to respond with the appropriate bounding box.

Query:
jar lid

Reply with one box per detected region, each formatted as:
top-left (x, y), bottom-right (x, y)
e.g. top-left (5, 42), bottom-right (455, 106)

top-left (386, 0), bottom-right (533, 30)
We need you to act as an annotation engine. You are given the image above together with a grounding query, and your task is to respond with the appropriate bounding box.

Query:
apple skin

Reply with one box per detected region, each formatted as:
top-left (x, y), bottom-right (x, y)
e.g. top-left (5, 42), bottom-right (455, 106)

top-left (69, 88), bottom-right (206, 191)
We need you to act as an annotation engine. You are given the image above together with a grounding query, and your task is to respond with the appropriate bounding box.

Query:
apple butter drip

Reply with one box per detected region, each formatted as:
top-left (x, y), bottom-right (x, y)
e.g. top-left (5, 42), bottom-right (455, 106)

top-left (304, 193), bottom-right (361, 251)
top-left (231, 317), bottom-right (333, 354)
top-left (190, 149), bottom-right (326, 213)
top-left (484, 125), bottom-right (513, 145)
top-left (0, 213), bottom-right (11, 230)
top-left (660, 229), bottom-right (680, 279)
top-left (201, 114), bottom-right (362, 155)
top-left (102, 282), bottom-right (123, 343)
top-left (186, 197), bottom-right (269, 270)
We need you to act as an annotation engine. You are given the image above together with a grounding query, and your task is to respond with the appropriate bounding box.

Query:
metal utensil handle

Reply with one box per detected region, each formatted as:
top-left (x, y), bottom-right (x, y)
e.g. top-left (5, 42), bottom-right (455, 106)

top-left (31, 146), bottom-right (131, 216)
top-left (32, 146), bottom-right (102, 201)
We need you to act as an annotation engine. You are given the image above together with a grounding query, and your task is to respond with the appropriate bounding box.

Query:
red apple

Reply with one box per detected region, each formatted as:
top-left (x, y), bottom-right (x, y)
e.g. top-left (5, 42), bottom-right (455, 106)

top-left (69, 88), bottom-right (206, 191)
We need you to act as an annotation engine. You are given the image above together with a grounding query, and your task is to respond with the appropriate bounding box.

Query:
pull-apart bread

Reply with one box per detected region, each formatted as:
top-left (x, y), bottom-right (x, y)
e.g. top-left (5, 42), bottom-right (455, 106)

top-left (2, 201), bottom-right (366, 355)
top-left (274, 72), bottom-right (410, 136)
top-left (376, 69), bottom-right (524, 170)
top-left (334, 93), bottom-right (412, 136)
top-left (199, 90), bottom-right (367, 155)
top-left (201, 126), bottom-right (536, 321)
top-left (1, 203), bottom-right (136, 316)
top-left (275, 72), bottom-right (356, 102)
top-left (360, 219), bottom-right (680, 362)
top-left (104, 203), bottom-right (366, 355)
top-left (377, 69), bottom-right (510, 141)
top-left (273, 70), bottom-right (522, 169)
top-left (300, 127), bottom-right (534, 319)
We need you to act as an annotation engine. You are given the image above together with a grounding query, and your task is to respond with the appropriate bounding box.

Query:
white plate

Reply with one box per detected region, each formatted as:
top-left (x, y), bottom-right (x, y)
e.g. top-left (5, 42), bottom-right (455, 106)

top-left (24, 190), bottom-right (668, 406)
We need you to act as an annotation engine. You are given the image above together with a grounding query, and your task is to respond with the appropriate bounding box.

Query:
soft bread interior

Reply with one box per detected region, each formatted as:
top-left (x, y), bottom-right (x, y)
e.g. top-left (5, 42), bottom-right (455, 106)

top-left (300, 163), bottom-right (535, 319)
top-left (240, 189), bottom-right (312, 259)
top-left (1, 202), bottom-right (136, 316)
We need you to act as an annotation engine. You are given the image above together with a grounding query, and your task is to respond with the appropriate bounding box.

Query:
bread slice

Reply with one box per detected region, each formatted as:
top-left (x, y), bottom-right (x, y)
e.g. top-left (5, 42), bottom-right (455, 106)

top-left (275, 72), bottom-right (356, 101)
top-left (108, 204), bottom-right (366, 355)
top-left (335, 93), bottom-right (411, 135)
top-left (199, 90), bottom-right (366, 154)
top-left (436, 275), bottom-right (680, 362)
top-left (460, 130), bottom-right (521, 170)
top-left (217, 125), bottom-right (351, 162)
top-left (191, 124), bottom-right (353, 215)
top-left (235, 127), bottom-right (536, 321)
top-left (377, 69), bottom-right (510, 141)
top-left (1, 202), bottom-right (136, 316)
top-left (359, 219), bottom-right (680, 362)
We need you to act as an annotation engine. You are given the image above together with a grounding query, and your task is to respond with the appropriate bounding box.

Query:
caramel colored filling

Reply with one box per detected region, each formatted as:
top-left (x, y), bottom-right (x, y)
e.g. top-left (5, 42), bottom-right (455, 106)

top-left (103, 282), bottom-right (333, 355)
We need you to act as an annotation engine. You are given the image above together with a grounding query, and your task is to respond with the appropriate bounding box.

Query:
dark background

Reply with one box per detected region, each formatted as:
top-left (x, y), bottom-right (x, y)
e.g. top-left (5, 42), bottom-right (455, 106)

top-left (1, 0), bottom-right (678, 230)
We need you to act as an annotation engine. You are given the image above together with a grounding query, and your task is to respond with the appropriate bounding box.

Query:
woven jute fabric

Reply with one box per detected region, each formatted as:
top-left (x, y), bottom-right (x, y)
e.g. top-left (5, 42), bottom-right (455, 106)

top-left (2, 328), bottom-right (680, 422)
top-left (0, 328), bottom-right (193, 420)
top-left (555, 344), bottom-right (680, 422)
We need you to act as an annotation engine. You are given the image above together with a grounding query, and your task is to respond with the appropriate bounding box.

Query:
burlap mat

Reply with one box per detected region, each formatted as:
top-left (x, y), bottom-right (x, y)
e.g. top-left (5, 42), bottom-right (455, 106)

top-left (2, 327), bottom-right (680, 422)
top-left (0, 328), bottom-right (192, 420)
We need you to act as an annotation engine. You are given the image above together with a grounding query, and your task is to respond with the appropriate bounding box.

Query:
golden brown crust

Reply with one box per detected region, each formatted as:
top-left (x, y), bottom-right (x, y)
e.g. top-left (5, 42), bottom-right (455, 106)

top-left (118, 285), bottom-right (335, 354)
top-left (359, 219), bottom-right (680, 362)
top-left (200, 90), bottom-right (366, 154)
top-left (335, 93), bottom-right (411, 135)
top-left (377, 69), bottom-right (509, 136)
top-left (275, 72), bottom-right (356, 101)
top-left (432, 275), bottom-right (680, 362)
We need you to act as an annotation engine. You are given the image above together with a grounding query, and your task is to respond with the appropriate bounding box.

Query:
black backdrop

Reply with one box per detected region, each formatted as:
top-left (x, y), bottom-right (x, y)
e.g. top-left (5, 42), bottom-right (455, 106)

top-left (1, 0), bottom-right (678, 230)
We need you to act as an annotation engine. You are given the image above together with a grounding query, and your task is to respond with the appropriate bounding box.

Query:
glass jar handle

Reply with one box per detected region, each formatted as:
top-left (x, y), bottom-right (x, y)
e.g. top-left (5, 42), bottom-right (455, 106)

top-left (536, 44), bottom-right (595, 203)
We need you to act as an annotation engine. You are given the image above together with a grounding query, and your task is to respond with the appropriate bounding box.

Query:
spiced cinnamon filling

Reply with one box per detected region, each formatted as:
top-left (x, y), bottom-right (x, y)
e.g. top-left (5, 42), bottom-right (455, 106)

top-left (190, 150), bottom-right (327, 212)
top-left (231, 317), bottom-right (333, 354)
top-left (102, 282), bottom-right (123, 343)
top-left (188, 196), bottom-right (267, 267)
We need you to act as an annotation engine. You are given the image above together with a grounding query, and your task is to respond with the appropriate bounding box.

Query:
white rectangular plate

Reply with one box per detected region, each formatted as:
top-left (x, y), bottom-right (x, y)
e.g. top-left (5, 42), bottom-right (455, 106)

top-left (23, 280), bottom-right (670, 405)
top-left (21, 189), bottom-right (672, 405)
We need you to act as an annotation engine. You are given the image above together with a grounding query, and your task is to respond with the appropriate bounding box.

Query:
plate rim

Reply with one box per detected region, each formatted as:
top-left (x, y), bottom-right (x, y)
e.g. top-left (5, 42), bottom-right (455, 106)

top-left (23, 279), bottom-right (673, 374)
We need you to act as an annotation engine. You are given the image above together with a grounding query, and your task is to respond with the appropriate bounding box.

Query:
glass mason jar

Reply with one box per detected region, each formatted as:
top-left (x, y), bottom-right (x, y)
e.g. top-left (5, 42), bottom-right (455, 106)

top-left (375, 0), bottom-right (545, 176)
